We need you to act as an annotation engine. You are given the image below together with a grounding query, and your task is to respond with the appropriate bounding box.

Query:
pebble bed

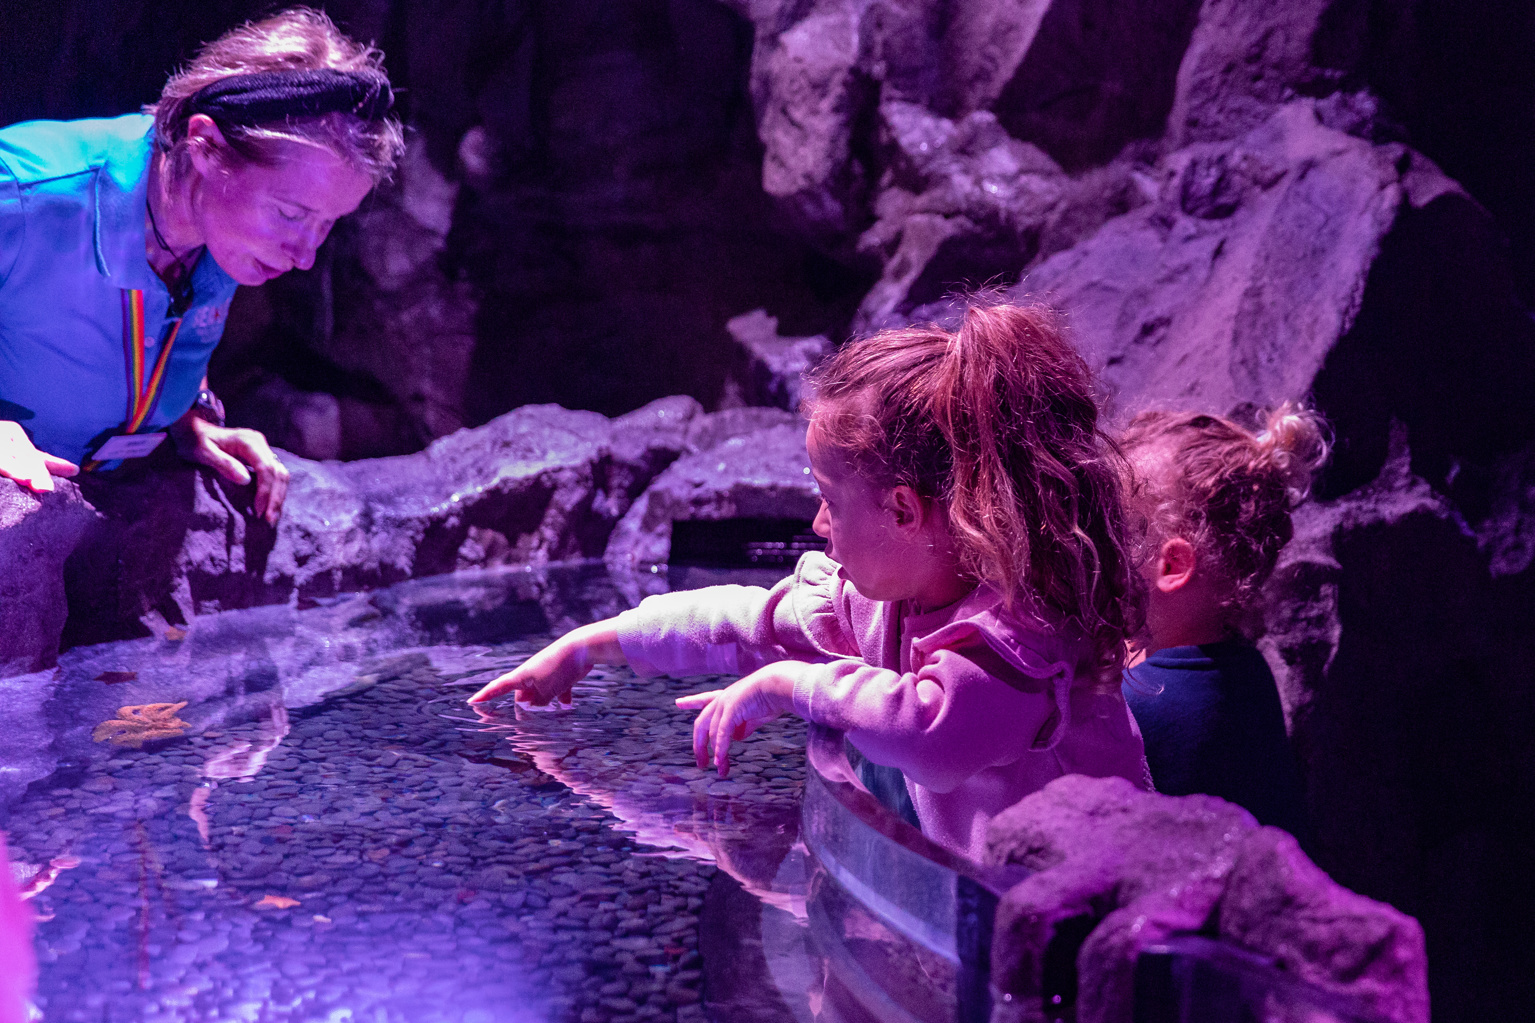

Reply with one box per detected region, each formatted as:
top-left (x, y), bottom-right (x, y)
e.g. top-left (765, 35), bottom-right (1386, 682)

top-left (2, 572), bottom-right (812, 1023)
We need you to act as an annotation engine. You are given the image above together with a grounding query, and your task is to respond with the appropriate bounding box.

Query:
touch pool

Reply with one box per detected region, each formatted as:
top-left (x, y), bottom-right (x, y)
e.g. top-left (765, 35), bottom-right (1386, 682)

top-left (0, 562), bottom-right (1412, 1023)
top-left (1, 565), bottom-right (822, 1023)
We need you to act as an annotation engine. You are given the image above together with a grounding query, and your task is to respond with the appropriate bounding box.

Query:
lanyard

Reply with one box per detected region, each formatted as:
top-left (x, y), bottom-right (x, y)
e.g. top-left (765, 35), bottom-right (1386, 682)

top-left (120, 288), bottom-right (183, 433)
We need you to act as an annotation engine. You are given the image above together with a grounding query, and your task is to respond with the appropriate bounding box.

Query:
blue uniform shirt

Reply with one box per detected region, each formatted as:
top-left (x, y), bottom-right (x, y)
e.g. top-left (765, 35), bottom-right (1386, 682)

top-left (0, 113), bottom-right (238, 464)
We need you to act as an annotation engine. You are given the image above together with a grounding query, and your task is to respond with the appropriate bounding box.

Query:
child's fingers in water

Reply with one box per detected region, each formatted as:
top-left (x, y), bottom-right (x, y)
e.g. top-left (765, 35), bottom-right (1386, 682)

top-left (690, 699), bottom-right (720, 770)
top-left (712, 696), bottom-right (741, 776)
top-left (468, 672), bottom-right (519, 704)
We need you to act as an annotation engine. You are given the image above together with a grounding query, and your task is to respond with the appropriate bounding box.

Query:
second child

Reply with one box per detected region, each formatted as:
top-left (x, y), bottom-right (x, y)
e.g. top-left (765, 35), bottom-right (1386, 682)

top-left (1120, 405), bottom-right (1328, 839)
top-left (471, 303), bottom-right (1152, 857)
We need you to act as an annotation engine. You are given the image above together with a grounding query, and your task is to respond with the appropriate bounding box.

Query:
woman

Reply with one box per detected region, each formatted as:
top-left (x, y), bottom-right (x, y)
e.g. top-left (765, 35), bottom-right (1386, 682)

top-left (0, 8), bottom-right (403, 523)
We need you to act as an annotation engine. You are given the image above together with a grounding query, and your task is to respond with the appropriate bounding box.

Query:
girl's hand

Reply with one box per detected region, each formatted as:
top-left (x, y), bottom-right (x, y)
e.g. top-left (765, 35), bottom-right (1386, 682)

top-left (170, 414), bottom-right (290, 525)
top-left (676, 664), bottom-right (800, 777)
top-left (0, 421), bottom-right (78, 493)
top-left (468, 620), bottom-right (626, 706)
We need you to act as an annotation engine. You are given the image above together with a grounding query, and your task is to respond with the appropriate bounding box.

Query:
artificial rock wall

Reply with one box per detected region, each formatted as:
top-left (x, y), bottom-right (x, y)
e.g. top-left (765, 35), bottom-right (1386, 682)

top-left (5, 1), bottom-right (1535, 1019)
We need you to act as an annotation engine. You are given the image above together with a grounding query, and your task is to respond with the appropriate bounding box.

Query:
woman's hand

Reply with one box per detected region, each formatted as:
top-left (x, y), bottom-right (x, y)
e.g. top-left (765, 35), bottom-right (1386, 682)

top-left (468, 620), bottom-right (627, 706)
top-left (170, 413), bottom-right (289, 525)
top-left (676, 663), bottom-right (800, 777)
top-left (0, 421), bottom-right (78, 493)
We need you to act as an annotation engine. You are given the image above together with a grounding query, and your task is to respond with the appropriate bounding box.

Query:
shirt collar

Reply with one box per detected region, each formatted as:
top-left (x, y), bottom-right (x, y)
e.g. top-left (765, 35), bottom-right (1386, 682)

top-left (93, 123), bottom-right (164, 293)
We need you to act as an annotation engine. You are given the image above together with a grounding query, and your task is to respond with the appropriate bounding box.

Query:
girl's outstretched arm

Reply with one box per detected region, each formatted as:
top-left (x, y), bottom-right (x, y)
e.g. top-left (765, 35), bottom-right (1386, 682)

top-left (467, 619), bottom-right (627, 706)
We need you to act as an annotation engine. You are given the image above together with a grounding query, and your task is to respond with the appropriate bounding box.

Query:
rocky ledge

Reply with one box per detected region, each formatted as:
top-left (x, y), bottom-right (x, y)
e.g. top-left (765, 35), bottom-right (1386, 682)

top-left (0, 397), bottom-right (816, 670)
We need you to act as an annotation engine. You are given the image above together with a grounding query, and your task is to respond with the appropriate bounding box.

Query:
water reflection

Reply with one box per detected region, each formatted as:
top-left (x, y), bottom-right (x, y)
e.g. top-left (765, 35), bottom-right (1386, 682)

top-left (189, 703), bottom-right (290, 848)
top-left (0, 563), bottom-right (831, 1023)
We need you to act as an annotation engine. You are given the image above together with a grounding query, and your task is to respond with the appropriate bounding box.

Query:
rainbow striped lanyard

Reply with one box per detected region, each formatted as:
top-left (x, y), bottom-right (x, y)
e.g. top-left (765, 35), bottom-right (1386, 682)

top-left (81, 289), bottom-right (184, 471)
top-left (120, 288), bottom-right (183, 433)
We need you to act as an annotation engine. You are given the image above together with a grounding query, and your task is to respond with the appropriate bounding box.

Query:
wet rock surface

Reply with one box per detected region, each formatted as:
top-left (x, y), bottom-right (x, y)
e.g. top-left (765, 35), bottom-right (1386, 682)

top-left (605, 418), bottom-right (817, 574)
top-left (985, 775), bottom-right (1428, 1023)
top-left (0, 479), bottom-right (95, 678)
top-left (54, 399), bottom-right (819, 649)
top-left (2, 565), bottom-right (811, 1023)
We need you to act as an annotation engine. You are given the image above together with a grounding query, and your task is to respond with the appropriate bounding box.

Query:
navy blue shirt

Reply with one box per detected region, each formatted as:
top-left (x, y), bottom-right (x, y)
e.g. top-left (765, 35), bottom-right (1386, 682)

top-left (1123, 641), bottom-right (1308, 841)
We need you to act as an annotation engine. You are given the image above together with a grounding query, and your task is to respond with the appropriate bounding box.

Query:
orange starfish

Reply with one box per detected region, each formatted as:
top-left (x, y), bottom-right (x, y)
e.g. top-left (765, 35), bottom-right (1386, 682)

top-left (254, 895), bottom-right (301, 909)
top-left (92, 702), bottom-right (191, 748)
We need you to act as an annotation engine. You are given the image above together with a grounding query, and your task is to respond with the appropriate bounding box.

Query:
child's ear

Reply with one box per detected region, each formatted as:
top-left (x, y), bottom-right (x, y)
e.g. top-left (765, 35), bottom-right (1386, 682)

top-left (1155, 537), bottom-right (1198, 592)
top-left (886, 485), bottom-right (926, 532)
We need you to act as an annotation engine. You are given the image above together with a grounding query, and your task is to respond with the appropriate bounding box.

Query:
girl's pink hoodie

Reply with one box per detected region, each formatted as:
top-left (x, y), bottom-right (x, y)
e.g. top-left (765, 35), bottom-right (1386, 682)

top-left (617, 552), bottom-right (1152, 857)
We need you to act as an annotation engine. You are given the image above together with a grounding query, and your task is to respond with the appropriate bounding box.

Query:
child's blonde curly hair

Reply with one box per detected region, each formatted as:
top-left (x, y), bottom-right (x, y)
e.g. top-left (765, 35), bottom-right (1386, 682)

top-left (1122, 403), bottom-right (1331, 631)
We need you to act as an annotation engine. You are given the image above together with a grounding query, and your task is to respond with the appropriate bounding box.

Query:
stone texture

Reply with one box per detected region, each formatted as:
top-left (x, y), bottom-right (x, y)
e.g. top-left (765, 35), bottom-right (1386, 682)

top-left (0, 480), bottom-right (96, 677)
top-left (1256, 427), bottom-right (1535, 1021)
top-left (1165, 0), bottom-right (1392, 149)
top-left (985, 775), bottom-right (1255, 1021)
top-left (985, 775), bottom-right (1428, 1023)
top-left (722, 309), bottom-right (830, 411)
top-left (976, 0), bottom-right (1203, 169)
top-left (60, 399), bottom-right (706, 647)
top-left (1218, 828), bottom-right (1430, 1023)
top-left (852, 101), bottom-right (1070, 333)
top-left (605, 415), bottom-right (817, 573)
top-left (1019, 102), bottom-right (1405, 416)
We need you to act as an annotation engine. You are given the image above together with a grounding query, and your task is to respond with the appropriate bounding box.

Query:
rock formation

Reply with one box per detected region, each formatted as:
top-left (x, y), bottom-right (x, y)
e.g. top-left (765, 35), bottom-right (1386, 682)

top-left (1, 398), bottom-right (796, 649)
top-left (985, 775), bottom-right (1428, 1023)
top-left (0, 481), bottom-right (94, 678)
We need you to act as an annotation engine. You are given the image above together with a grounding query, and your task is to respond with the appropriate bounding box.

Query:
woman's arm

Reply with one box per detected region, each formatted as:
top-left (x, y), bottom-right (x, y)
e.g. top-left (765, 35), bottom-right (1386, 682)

top-left (168, 377), bottom-right (290, 524)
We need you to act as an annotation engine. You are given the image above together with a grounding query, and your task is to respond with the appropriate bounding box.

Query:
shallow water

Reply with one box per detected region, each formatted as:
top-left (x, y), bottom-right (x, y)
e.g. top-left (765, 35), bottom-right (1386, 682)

top-left (1, 565), bottom-right (823, 1023)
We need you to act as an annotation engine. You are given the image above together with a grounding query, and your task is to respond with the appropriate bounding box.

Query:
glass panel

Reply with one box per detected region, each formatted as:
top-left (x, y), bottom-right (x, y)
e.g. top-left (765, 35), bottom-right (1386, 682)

top-left (800, 726), bottom-right (1023, 1023)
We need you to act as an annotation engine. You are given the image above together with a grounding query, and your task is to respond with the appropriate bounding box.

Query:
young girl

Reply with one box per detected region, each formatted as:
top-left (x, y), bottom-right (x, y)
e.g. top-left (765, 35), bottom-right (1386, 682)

top-left (1120, 405), bottom-right (1329, 840)
top-left (471, 303), bottom-right (1151, 857)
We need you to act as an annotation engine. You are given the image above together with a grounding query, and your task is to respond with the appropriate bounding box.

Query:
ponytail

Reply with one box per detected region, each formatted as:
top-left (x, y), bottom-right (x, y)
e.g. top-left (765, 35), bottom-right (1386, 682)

top-left (806, 301), bottom-right (1140, 683)
top-left (1254, 403), bottom-right (1331, 504)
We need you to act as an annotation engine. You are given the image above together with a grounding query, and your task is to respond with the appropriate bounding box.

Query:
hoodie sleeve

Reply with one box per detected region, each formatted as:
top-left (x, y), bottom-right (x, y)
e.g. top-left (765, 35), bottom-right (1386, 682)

top-left (791, 634), bottom-right (1073, 793)
top-left (616, 552), bottom-right (860, 678)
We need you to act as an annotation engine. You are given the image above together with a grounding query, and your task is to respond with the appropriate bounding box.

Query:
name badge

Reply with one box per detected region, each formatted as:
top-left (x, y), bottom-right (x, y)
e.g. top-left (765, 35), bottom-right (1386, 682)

top-left (91, 432), bottom-right (167, 460)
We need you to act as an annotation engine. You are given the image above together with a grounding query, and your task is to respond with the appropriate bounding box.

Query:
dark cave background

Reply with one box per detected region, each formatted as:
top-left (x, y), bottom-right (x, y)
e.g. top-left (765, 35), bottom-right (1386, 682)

top-left (1, 0), bottom-right (878, 458)
top-left (9, 0), bottom-right (1531, 463)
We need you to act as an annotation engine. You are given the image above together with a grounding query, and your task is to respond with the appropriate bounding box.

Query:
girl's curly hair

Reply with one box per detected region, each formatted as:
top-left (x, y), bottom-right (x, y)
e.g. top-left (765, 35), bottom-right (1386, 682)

top-left (1122, 404), bottom-right (1330, 633)
top-left (804, 301), bottom-right (1141, 685)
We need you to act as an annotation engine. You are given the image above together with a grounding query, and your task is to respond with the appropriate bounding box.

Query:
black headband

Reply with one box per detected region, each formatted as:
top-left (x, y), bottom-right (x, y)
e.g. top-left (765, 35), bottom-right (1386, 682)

top-left (189, 68), bottom-right (393, 125)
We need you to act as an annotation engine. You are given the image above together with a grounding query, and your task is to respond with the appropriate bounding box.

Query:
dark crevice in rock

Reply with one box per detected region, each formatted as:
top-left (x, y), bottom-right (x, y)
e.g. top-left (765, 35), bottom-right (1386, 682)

top-left (1311, 190), bottom-right (1535, 514)
top-left (990, 0), bottom-right (1204, 171)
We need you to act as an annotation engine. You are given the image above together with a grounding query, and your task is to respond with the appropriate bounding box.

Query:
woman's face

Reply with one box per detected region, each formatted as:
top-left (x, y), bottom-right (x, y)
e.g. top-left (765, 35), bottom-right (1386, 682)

top-left (187, 132), bottom-right (374, 287)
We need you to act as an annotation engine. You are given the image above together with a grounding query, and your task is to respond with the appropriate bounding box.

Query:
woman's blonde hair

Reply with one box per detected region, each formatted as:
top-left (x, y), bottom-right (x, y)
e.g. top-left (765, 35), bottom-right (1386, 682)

top-left (804, 302), bottom-right (1141, 684)
top-left (1122, 404), bottom-right (1330, 629)
top-left (146, 7), bottom-right (404, 183)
